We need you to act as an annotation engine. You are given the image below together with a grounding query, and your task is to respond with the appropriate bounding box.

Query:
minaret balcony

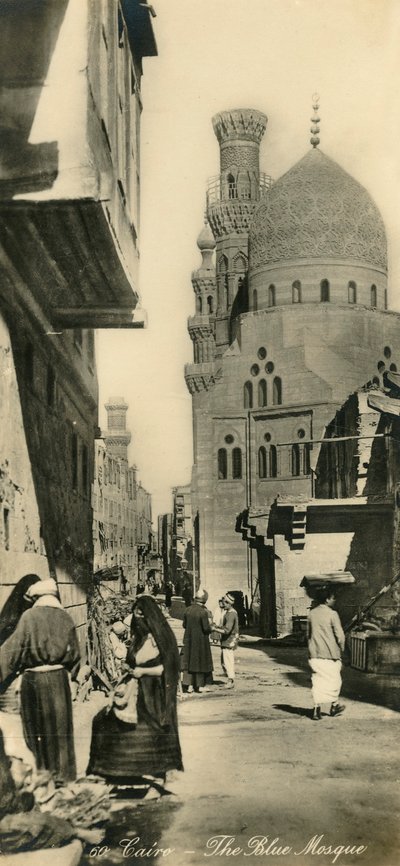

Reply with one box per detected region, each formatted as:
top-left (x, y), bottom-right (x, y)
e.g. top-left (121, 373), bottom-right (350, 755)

top-left (206, 174), bottom-right (273, 238)
top-left (187, 315), bottom-right (214, 340)
top-left (184, 362), bottom-right (216, 394)
top-left (206, 172), bottom-right (272, 205)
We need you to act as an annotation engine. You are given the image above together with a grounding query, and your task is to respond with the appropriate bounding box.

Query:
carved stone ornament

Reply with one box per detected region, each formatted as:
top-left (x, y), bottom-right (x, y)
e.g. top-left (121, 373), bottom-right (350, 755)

top-left (185, 373), bottom-right (216, 394)
top-left (208, 199), bottom-right (258, 238)
top-left (249, 148), bottom-right (387, 271)
top-left (212, 109), bottom-right (268, 145)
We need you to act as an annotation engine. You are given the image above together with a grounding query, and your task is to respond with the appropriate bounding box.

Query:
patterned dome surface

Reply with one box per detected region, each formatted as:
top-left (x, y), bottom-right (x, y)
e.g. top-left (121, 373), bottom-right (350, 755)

top-left (249, 148), bottom-right (387, 271)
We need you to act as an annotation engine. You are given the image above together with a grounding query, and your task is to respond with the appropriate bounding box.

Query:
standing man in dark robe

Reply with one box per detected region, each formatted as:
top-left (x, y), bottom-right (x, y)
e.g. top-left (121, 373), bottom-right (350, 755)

top-left (181, 589), bottom-right (213, 693)
top-left (182, 582), bottom-right (193, 607)
top-left (0, 578), bottom-right (80, 785)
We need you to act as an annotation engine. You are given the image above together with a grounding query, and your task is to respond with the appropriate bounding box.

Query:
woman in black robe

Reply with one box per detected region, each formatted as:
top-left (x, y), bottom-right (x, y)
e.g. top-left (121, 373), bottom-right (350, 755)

top-left (0, 574), bottom-right (40, 708)
top-left (0, 574), bottom-right (39, 647)
top-left (87, 595), bottom-right (183, 794)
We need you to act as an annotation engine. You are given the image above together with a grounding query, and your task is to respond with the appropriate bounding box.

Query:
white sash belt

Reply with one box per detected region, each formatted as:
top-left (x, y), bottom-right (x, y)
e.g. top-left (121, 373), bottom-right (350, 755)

top-left (25, 664), bottom-right (64, 673)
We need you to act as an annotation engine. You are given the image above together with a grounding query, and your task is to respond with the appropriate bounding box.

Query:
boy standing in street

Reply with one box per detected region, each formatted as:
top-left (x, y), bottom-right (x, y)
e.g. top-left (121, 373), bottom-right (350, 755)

top-left (213, 593), bottom-right (239, 688)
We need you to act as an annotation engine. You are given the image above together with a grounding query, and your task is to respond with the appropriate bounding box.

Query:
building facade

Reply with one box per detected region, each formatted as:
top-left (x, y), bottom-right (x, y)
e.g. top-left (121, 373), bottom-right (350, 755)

top-left (158, 513), bottom-right (173, 586)
top-left (92, 397), bottom-right (153, 593)
top-left (171, 484), bottom-right (195, 593)
top-left (0, 0), bottom-right (156, 652)
top-left (186, 106), bottom-right (400, 634)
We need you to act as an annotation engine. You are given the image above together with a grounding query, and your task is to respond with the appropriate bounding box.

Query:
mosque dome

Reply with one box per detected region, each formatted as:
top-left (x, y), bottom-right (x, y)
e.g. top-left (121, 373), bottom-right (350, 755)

top-left (249, 148), bottom-right (387, 274)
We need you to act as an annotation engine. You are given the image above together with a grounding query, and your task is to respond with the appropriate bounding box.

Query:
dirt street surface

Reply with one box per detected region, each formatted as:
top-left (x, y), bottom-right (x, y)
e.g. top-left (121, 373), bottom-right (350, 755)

top-left (76, 634), bottom-right (400, 866)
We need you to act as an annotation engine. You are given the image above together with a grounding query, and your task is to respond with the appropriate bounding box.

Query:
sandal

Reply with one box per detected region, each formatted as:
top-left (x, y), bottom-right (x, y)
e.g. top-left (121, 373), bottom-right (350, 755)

top-left (330, 703), bottom-right (345, 717)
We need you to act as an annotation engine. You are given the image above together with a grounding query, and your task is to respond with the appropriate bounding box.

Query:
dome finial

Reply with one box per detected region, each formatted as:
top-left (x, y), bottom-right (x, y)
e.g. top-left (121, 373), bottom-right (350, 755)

top-left (310, 92), bottom-right (320, 148)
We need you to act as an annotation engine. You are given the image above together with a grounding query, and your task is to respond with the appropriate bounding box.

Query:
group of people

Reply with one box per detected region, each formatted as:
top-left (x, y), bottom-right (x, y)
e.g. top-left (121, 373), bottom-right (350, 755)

top-left (180, 589), bottom-right (239, 693)
top-left (0, 575), bottom-right (183, 814)
top-left (0, 573), bottom-right (346, 839)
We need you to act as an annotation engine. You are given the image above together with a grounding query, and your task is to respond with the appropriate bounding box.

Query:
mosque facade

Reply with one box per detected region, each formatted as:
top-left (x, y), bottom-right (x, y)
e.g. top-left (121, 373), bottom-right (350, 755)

top-left (186, 105), bottom-right (400, 635)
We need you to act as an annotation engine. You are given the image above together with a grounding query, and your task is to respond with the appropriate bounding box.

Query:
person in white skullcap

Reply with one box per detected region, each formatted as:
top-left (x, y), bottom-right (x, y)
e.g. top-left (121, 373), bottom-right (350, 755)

top-left (0, 576), bottom-right (80, 784)
top-left (213, 593), bottom-right (239, 688)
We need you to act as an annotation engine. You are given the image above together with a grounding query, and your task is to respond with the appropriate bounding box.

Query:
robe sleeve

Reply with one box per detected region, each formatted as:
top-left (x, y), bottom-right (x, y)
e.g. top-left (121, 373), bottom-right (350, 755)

top-left (0, 614), bottom-right (30, 683)
top-left (201, 609), bottom-right (212, 635)
top-left (63, 624), bottom-right (81, 680)
top-left (331, 610), bottom-right (345, 653)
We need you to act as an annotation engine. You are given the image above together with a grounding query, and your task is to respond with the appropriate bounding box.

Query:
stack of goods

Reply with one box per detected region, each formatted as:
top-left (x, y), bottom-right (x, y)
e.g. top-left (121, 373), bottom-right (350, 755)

top-left (40, 780), bottom-right (111, 828)
top-left (87, 587), bottom-right (134, 687)
top-left (300, 571), bottom-right (355, 600)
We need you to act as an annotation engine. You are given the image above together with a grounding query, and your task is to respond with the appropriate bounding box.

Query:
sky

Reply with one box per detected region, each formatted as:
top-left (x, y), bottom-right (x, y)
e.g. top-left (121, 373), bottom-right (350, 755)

top-left (97, 0), bottom-right (400, 522)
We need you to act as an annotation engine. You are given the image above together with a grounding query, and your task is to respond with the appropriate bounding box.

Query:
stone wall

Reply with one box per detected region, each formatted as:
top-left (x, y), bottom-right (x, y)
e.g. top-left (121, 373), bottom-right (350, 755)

top-left (0, 306), bottom-right (97, 658)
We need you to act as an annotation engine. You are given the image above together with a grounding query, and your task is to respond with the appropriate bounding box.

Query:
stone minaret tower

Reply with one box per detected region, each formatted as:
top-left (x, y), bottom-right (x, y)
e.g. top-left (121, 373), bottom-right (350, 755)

top-left (103, 396), bottom-right (131, 461)
top-left (188, 221), bottom-right (217, 366)
top-left (207, 109), bottom-right (268, 354)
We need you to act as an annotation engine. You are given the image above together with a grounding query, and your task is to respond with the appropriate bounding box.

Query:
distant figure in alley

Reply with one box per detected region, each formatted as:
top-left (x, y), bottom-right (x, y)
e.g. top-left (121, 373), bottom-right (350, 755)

top-left (307, 587), bottom-right (346, 721)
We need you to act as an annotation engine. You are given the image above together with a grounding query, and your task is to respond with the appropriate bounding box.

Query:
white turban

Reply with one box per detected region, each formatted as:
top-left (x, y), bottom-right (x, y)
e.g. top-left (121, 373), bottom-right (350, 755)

top-left (25, 578), bottom-right (59, 599)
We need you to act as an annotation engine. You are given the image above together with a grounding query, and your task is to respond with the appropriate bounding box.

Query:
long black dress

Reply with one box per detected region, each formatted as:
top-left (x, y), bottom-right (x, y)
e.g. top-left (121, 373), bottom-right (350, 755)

top-left (88, 633), bottom-right (183, 781)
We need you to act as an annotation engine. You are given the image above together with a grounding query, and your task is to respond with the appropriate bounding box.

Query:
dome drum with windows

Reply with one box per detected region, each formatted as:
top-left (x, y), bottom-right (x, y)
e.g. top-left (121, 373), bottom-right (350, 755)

top-left (248, 147), bottom-right (387, 311)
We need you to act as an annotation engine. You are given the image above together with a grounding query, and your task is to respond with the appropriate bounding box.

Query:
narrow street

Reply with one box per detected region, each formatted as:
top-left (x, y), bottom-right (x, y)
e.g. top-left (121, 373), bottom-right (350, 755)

top-left (75, 634), bottom-right (400, 866)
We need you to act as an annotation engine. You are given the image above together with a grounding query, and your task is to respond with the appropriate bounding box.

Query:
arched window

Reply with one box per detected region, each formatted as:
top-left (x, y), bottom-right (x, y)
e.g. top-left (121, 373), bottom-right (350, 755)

top-left (291, 444), bottom-right (301, 476)
top-left (269, 445), bottom-right (278, 478)
top-left (227, 173), bottom-right (237, 199)
top-left (253, 289), bottom-right (258, 311)
top-left (348, 281), bottom-right (357, 304)
top-left (258, 379), bottom-right (267, 407)
top-left (218, 448), bottom-right (227, 479)
top-left (207, 295), bottom-right (213, 314)
top-left (304, 443), bottom-right (311, 475)
top-left (371, 284), bottom-right (377, 307)
top-left (258, 446), bottom-right (267, 479)
top-left (232, 448), bottom-right (242, 479)
top-left (292, 280), bottom-right (301, 304)
top-left (218, 255), bottom-right (229, 309)
top-left (197, 295), bottom-right (202, 314)
top-left (273, 376), bottom-right (282, 405)
top-left (244, 381), bottom-right (253, 409)
top-left (268, 285), bottom-right (276, 307)
top-left (233, 252), bottom-right (247, 272)
top-left (237, 171), bottom-right (251, 200)
top-left (218, 254), bottom-right (228, 273)
top-left (320, 279), bottom-right (330, 302)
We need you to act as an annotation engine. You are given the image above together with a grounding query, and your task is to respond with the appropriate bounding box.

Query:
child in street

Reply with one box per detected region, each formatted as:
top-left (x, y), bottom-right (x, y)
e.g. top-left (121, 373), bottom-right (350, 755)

top-left (213, 594), bottom-right (239, 688)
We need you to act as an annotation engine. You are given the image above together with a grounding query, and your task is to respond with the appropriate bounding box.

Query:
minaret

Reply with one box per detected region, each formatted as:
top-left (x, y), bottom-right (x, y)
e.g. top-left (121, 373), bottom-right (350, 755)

top-left (187, 220), bottom-right (217, 365)
top-left (207, 108), bottom-right (268, 354)
top-left (103, 396), bottom-right (131, 461)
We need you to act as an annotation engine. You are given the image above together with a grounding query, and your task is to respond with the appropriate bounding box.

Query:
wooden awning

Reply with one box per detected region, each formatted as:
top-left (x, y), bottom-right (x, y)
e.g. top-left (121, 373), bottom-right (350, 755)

top-left (0, 201), bottom-right (143, 329)
top-left (94, 566), bottom-right (123, 582)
